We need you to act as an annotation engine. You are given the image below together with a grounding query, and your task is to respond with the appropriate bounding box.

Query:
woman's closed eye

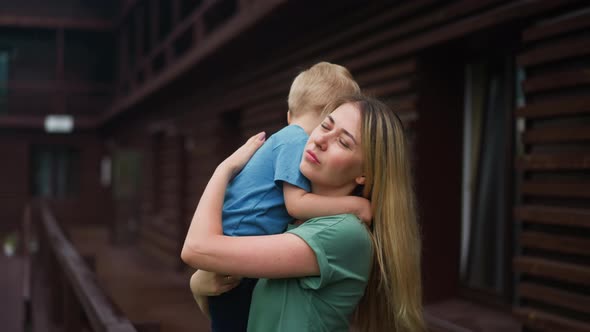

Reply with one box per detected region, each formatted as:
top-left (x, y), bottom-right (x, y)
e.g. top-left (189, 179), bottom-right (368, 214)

top-left (339, 138), bottom-right (351, 149)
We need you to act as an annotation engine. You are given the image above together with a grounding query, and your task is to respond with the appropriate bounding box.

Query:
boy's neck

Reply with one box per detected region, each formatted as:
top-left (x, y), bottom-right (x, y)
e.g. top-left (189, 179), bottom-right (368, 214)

top-left (289, 112), bottom-right (323, 134)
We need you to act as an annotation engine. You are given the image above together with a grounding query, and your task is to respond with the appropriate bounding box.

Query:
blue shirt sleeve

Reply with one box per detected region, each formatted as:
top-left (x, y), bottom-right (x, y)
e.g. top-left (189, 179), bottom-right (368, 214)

top-left (273, 137), bottom-right (310, 192)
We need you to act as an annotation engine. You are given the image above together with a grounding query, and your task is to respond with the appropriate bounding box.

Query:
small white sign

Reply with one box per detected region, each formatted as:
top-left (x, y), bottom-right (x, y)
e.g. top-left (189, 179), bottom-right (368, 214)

top-left (45, 115), bottom-right (74, 133)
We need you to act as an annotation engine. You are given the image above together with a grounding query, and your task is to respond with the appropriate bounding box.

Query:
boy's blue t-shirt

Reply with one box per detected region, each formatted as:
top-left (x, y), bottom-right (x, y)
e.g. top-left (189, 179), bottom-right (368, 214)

top-left (222, 124), bottom-right (311, 236)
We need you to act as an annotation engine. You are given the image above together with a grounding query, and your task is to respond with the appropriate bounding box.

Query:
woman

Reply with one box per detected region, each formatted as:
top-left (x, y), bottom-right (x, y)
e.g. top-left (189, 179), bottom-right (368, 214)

top-left (181, 95), bottom-right (424, 331)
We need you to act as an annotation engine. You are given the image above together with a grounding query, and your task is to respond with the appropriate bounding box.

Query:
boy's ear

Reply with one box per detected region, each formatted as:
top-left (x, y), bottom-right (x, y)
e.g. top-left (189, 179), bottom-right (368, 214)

top-left (355, 175), bottom-right (366, 185)
top-left (287, 110), bottom-right (292, 124)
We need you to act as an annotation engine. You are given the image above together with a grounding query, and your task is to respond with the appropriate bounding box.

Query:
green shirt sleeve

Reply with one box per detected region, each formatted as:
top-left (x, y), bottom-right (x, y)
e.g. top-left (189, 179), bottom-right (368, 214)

top-left (288, 214), bottom-right (372, 290)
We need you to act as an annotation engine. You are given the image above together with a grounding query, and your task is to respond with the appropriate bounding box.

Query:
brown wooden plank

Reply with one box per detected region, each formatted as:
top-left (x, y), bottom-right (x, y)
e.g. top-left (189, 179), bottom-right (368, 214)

top-left (516, 206), bottom-right (567, 226)
top-left (523, 68), bottom-right (590, 94)
top-left (0, 14), bottom-right (112, 30)
top-left (517, 154), bottom-right (590, 170)
top-left (518, 282), bottom-right (590, 314)
top-left (356, 60), bottom-right (416, 86)
top-left (518, 36), bottom-right (590, 67)
top-left (364, 79), bottom-right (413, 98)
top-left (523, 11), bottom-right (590, 43)
top-left (520, 231), bottom-right (590, 256)
top-left (513, 307), bottom-right (590, 332)
top-left (516, 95), bottom-right (590, 119)
top-left (513, 256), bottom-right (590, 286)
top-left (523, 125), bottom-right (590, 143)
top-left (521, 181), bottom-right (590, 198)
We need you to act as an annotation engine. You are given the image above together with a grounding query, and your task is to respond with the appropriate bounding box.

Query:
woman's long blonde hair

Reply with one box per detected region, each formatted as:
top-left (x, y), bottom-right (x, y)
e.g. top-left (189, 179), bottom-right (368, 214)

top-left (327, 95), bottom-right (424, 332)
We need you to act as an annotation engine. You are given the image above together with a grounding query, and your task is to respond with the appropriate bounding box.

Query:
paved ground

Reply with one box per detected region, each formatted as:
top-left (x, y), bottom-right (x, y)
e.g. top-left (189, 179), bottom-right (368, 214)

top-left (68, 225), bottom-right (210, 332)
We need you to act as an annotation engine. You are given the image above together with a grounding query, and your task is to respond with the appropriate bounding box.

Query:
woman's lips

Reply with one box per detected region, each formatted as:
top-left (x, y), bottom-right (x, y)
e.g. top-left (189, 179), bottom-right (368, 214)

top-left (305, 150), bottom-right (320, 164)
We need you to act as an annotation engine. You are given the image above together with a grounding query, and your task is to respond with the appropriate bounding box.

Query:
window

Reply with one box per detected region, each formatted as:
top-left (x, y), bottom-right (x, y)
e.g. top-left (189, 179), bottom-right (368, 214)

top-left (460, 56), bottom-right (514, 299)
top-left (30, 145), bottom-right (80, 198)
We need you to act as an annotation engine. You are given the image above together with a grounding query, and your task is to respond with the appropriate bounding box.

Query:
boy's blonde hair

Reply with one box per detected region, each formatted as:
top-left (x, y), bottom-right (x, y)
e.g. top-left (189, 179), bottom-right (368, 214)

top-left (288, 62), bottom-right (360, 116)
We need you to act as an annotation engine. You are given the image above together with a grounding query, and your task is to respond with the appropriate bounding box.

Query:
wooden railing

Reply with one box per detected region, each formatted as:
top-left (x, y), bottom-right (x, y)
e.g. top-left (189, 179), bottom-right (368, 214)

top-left (31, 201), bottom-right (138, 332)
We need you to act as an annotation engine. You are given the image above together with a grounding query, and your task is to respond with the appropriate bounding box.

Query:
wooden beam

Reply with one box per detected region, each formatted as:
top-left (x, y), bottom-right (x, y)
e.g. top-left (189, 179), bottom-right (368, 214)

top-left (102, 0), bottom-right (287, 124)
top-left (520, 231), bottom-right (590, 256)
top-left (346, 0), bottom-right (580, 71)
top-left (0, 14), bottom-right (112, 30)
top-left (523, 68), bottom-right (590, 94)
top-left (516, 95), bottom-right (590, 119)
top-left (514, 205), bottom-right (590, 229)
top-left (513, 307), bottom-right (590, 332)
top-left (518, 36), bottom-right (590, 67)
top-left (513, 256), bottom-right (590, 285)
top-left (0, 115), bottom-right (99, 129)
top-left (517, 153), bottom-right (590, 170)
top-left (523, 125), bottom-right (590, 144)
top-left (521, 181), bottom-right (590, 198)
top-left (356, 60), bottom-right (416, 86)
top-left (518, 282), bottom-right (590, 315)
top-left (523, 11), bottom-right (590, 43)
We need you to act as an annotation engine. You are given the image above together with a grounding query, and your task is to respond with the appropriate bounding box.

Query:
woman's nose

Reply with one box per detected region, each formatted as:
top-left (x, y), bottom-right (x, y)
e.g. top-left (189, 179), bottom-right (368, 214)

top-left (313, 133), bottom-right (329, 150)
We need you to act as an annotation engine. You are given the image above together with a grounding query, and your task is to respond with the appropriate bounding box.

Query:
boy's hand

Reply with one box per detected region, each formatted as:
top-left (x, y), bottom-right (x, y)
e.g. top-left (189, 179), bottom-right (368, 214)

top-left (220, 132), bottom-right (266, 177)
top-left (350, 196), bottom-right (372, 225)
top-left (190, 270), bottom-right (241, 296)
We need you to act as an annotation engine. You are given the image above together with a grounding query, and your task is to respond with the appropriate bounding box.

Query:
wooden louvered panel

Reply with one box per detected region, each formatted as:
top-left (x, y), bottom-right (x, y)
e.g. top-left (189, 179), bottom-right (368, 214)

top-left (522, 68), bottom-right (590, 94)
top-left (515, 205), bottom-right (590, 229)
top-left (520, 231), bottom-right (590, 256)
top-left (513, 256), bottom-right (590, 286)
top-left (523, 126), bottom-right (590, 143)
top-left (521, 181), bottom-right (590, 198)
top-left (523, 11), bottom-right (590, 42)
top-left (513, 307), bottom-right (590, 332)
top-left (518, 282), bottom-right (590, 315)
top-left (517, 36), bottom-right (590, 67)
top-left (516, 95), bottom-right (590, 119)
top-left (517, 154), bottom-right (590, 170)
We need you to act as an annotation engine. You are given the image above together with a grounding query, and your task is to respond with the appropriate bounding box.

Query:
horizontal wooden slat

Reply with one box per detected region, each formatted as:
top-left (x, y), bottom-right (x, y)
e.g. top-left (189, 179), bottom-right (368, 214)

top-left (514, 205), bottom-right (590, 228)
top-left (521, 231), bottom-right (590, 256)
top-left (356, 60), bottom-right (416, 86)
top-left (517, 154), bottom-right (590, 170)
top-left (364, 80), bottom-right (413, 98)
top-left (523, 68), bottom-right (590, 94)
top-left (518, 36), bottom-right (590, 67)
top-left (140, 226), bottom-right (178, 254)
top-left (514, 256), bottom-right (590, 286)
top-left (523, 11), bottom-right (590, 43)
top-left (523, 125), bottom-right (590, 143)
top-left (518, 282), bottom-right (590, 314)
top-left (516, 95), bottom-right (590, 118)
top-left (513, 307), bottom-right (590, 332)
top-left (521, 181), bottom-right (590, 198)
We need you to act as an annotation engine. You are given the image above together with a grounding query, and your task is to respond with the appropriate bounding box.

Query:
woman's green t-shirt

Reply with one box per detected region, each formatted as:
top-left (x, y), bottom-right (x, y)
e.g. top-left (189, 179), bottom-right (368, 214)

top-left (247, 214), bottom-right (372, 332)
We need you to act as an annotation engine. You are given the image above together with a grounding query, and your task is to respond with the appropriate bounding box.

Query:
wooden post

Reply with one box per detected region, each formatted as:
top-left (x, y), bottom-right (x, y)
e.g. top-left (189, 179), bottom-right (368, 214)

top-left (49, 253), bottom-right (63, 325)
top-left (56, 28), bottom-right (65, 113)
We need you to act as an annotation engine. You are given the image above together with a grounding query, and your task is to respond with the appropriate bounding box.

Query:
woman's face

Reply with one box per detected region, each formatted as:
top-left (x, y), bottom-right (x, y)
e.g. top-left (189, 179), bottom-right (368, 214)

top-left (300, 102), bottom-right (364, 195)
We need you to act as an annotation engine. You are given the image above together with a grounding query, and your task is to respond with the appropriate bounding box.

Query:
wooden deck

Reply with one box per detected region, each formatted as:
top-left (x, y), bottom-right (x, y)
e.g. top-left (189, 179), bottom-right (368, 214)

top-left (0, 255), bottom-right (25, 332)
top-left (67, 225), bottom-right (210, 332)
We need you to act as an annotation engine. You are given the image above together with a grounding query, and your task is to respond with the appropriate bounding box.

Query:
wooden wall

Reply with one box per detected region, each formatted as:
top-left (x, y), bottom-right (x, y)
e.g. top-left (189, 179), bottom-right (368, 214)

top-left (513, 9), bottom-right (590, 331)
top-left (104, 0), bottom-right (590, 309)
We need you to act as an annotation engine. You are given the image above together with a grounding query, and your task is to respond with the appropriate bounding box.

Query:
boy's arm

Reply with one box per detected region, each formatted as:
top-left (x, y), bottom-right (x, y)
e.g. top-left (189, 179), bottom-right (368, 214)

top-left (283, 183), bottom-right (372, 223)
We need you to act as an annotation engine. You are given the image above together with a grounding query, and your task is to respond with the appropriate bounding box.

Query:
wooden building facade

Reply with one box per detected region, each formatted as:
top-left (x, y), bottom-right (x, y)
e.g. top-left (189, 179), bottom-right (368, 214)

top-left (1, 1), bottom-right (588, 331)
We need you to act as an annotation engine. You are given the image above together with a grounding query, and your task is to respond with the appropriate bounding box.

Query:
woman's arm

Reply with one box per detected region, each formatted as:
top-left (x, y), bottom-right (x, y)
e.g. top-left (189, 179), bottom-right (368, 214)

top-left (181, 133), bottom-right (320, 279)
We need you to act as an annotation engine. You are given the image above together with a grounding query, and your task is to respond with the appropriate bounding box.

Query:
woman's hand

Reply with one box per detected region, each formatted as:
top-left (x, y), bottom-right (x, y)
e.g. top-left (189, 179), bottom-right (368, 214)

top-left (190, 269), bottom-right (242, 296)
top-left (219, 132), bottom-right (266, 177)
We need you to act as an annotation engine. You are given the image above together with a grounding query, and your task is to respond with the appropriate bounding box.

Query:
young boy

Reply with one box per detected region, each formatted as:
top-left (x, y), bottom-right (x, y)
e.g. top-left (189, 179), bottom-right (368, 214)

top-left (193, 62), bottom-right (369, 332)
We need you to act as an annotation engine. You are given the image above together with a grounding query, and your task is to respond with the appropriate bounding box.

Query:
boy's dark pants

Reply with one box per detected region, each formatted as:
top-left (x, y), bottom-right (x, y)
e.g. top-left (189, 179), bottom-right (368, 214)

top-left (208, 278), bottom-right (258, 332)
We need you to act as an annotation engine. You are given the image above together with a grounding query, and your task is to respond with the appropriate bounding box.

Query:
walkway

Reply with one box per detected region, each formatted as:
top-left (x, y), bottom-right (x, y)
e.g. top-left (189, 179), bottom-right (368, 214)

top-left (68, 225), bottom-right (210, 332)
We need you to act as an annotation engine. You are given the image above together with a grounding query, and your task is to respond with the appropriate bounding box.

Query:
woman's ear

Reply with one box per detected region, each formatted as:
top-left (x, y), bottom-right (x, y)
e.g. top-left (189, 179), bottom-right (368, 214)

top-left (355, 175), bottom-right (366, 185)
